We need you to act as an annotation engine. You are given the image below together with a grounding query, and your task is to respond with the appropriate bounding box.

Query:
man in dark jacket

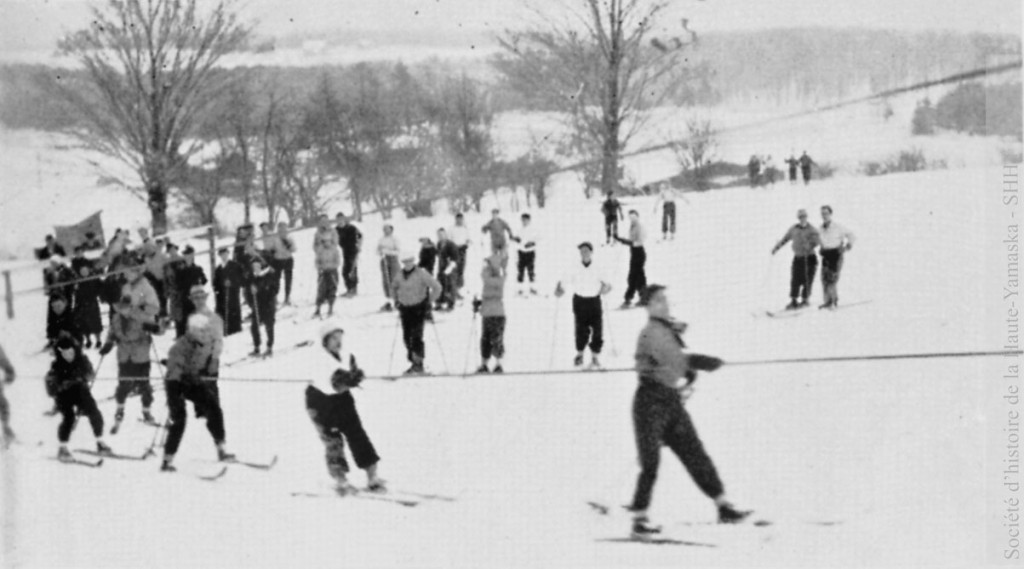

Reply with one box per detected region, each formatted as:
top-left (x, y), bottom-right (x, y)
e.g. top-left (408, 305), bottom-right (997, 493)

top-left (335, 213), bottom-right (362, 297)
top-left (601, 192), bottom-right (625, 246)
top-left (212, 248), bottom-right (244, 336)
top-left (435, 229), bottom-right (461, 311)
top-left (628, 284), bottom-right (750, 537)
top-left (771, 209), bottom-right (821, 309)
top-left (174, 246), bottom-right (208, 337)
top-left (248, 256), bottom-right (279, 358)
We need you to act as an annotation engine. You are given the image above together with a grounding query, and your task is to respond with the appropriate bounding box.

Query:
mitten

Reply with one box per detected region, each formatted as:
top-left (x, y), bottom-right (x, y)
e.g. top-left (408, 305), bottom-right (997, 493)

top-left (688, 354), bottom-right (724, 372)
top-left (98, 343), bottom-right (113, 356)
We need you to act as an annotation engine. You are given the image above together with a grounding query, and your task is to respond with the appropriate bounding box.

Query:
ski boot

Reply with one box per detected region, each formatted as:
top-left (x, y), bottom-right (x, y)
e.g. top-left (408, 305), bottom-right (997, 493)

top-left (141, 409), bottom-right (157, 425)
top-left (492, 365), bottom-right (504, 374)
top-left (573, 353), bottom-right (585, 367)
top-left (588, 356), bottom-right (602, 370)
top-left (57, 446), bottom-right (74, 462)
top-left (381, 302), bottom-right (393, 312)
top-left (110, 408), bottom-right (125, 435)
top-left (160, 458), bottom-right (177, 472)
top-left (404, 363), bottom-right (425, 376)
top-left (367, 477), bottom-right (387, 493)
top-left (96, 441), bottom-right (114, 456)
top-left (475, 365), bottom-right (489, 374)
top-left (785, 299), bottom-right (799, 310)
top-left (217, 447), bottom-right (236, 462)
top-left (818, 301), bottom-right (834, 310)
top-left (718, 503), bottom-right (753, 524)
top-left (263, 347), bottom-right (273, 358)
top-left (248, 348), bottom-right (261, 358)
top-left (619, 301), bottom-right (632, 309)
top-left (334, 479), bottom-right (358, 496)
top-left (631, 516), bottom-right (662, 539)
top-left (798, 298), bottom-right (809, 308)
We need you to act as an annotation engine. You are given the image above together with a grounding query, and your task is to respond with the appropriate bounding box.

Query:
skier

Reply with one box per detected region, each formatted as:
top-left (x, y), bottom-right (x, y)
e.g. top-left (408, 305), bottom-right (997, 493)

top-left (336, 213), bottom-right (362, 298)
top-left (173, 246), bottom-right (208, 337)
top-left (435, 228), bottom-right (461, 311)
top-left (481, 209), bottom-right (515, 268)
top-left (313, 214), bottom-right (341, 319)
top-left (213, 248), bottom-right (244, 336)
top-left (274, 222), bottom-right (296, 305)
top-left (614, 210), bottom-right (648, 308)
top-left (47, 333), bottom-right (112, 461)
top-left (771, 209), bottom-right (820, 309)
top-left (305, 322), bottom-right (385, 494)
top-left (554, 242), bottom-right (613, 369)
top-left (377, 224), bottom-right (402, 312)
top-left (652, 183), bottom-right (678, 241)
top-left (510, 213), bottom-right (538, 296)
top-left (818, 205), bottom-right (856, 310)
top-left (418, 237), bottom-right (437, 275)
top-left (601, 191), bottom-right (625, 246)
top-left (160, 313), bottom-right (234, 472)
top-left (475, 254), bottom-right (507, 373)
top-left (99, 293), bottom-right (160, 432)
top-left (785, 155), bottom-right (799, 184)
top-left (392, 252), bottom-right (442, 375)
top-left (37, 234), bottom-right (67, 261)
top-left (449, 213), bottom-right (471, 297)
top-left (799, 151), bottom-right (815, 185)
top-left (628, 284), bottom-right (750, 536)
top-left (44, 256), bottom-right (76, 300)
top-left (248, 256), bottom-right (279, 357)
top-left (72, 260), bottom-right (105, 349)
top-left (748, 155), bottom-right (762, 187)
top-left (0, 342), bottom-right (16, 447)
top-left (142, 237), bottom-right (169, 317)
top-left (259, 221), bottom-right (290, 304)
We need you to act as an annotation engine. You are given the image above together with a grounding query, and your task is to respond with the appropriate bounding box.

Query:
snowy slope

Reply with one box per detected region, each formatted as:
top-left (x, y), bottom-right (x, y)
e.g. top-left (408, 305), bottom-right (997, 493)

top-left (1, 164), bottom-right (1012, 567)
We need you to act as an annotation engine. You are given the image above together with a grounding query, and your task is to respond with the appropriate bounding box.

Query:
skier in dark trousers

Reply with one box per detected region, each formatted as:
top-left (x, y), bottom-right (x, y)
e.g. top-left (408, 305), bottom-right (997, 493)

top-left (818, 205), bottom-right (856, 310)
top-left (47, 333), bottom-right (112, 461)
top-left (305, 322), bottom-right (385, 495)
top-left (392, 253), bottom-right (442, 375)
top-left (628, 284), bottom-right (750, 536)
top-left (259, 221), bottom-right (290, 305)
top-left (72, 256), bottom-right (104, 349)
top-left (449, 213), bottom-right (471, 297)
top-left (161, 313), bottom-right (233, 472)
top-left (799, 151), bottom-right (815, 185)
top-left (601, 192), bottom-right (624, 245)
top-left (653, 183), bottom-right (681, 241)
top-left (99, 289), bottom-right (161, 433)
top-left (0, 343), bottom-right (16, 447)
top-left (481, 209), bottom-right (515, 269)
top-left (511, 213), bottom-right (538, 296)
top-left (213, 248), bottom-right (244, 336)
top-left (771, 209), bottom-right (821, 309)
top-left (248, 256), bottom-right (278, 357)
top-left (614, 210), bottom-right (648, 308)
top-left (314, 215), bottom-right (341, 318)
top-left (785, 155), bottom-right (799, 184)
top-left (46, 292), bottom-right (83, 349)
top-left (554, 242), bottom-right (612, 369)
top-left (475, 254), bottom-right (507, 373)
top-left (174, 246), bottom-right (207, 337)
top-left (336, 213), bottom-right (362, 297)
top-left (418, 237), bottom-right (437, 275)
top-left (435, 228), bottom-right (461, 311)
top-left (377, 224), bottom-right (402, 312)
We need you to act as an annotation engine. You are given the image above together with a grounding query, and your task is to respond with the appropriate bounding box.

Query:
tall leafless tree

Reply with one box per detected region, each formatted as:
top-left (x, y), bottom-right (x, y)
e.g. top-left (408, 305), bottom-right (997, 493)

top-left (495, 0), bottom-right (692, 198)
top-left (55, 0), bottom-right (249, 234)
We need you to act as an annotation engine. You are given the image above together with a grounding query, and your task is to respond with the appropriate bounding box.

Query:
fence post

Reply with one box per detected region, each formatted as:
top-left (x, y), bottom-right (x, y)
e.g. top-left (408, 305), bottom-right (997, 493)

top-left (3, 270), bottom-right (13, 319)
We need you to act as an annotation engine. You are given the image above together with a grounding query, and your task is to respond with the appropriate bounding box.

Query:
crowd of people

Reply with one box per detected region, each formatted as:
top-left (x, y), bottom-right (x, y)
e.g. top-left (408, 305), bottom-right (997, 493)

top-left (749, 151), bottom-right (816, 187)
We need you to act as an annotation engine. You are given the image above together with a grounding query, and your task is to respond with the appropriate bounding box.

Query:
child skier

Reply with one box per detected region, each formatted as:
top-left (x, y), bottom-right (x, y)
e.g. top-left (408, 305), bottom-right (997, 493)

top-left (475, 254), bottom-right (507, 373)
top-left (305, 322), bottom-right (385, 495)
top-left (47, 333), bottom-right (111, 461)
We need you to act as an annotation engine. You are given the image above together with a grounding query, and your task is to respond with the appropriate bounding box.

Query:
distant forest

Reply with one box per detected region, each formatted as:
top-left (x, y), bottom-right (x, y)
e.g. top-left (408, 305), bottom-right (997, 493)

top-left (1, 27), bottom-right (1020, 131)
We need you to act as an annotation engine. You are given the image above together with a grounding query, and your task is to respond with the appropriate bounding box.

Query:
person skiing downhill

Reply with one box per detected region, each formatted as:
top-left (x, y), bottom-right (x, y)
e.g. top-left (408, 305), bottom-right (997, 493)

top-left (614, 210), bottom-right (648, 308)
top-left (305, 322), bottom-right (385, 495)
top-left (554, 242), bottom-right (613, 369)
top-left (392, 253), bottom-right (442, 375)
top-left (628, 284), bottom-right (751, 537)
top-left (771, 209), bottom-right (821, 309)
top-left (47, 333), bottom-right (112, 461)
top-left (160, 313), bottom-right (234, 472)
top-left (818, 205), bottom-right (856, 310)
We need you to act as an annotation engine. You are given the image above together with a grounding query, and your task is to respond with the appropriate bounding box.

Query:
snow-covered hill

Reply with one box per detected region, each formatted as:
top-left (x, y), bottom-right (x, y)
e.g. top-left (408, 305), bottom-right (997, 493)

top-left (1, 162), bottom-right (1015, 567)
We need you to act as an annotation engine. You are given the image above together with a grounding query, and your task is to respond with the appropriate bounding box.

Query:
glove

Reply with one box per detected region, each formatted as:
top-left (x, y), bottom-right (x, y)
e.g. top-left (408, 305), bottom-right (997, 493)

top-left (98, 343), bottom-right (113, 356)
top-left (771, 245), bottom-right (779, 255)
top-left (472, 298), bottom-right (482, 313)
top-left (688, 354), bottom-right (724, 372)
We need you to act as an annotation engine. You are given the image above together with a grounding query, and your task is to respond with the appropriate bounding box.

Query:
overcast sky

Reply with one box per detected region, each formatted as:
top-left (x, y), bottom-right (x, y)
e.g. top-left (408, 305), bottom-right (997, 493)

top-left (1, 0), bottom-right (1020, 54)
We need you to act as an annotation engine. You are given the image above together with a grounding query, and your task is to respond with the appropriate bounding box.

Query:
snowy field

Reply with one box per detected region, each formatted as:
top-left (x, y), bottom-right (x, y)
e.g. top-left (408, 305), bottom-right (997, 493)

top-left (1, 160), bottom-right (1017, 567)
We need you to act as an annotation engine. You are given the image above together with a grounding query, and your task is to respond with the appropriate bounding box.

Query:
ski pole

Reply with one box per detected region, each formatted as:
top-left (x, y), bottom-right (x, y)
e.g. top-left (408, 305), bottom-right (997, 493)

top-left (547, 297), bottom-right (560, 370)
top-left (144, 342), bottom-right (168, 459)
top-left (602, 296), bottom-right (619, 358)
top-left (462, 308), bottom-right (478, 375)
top-left (387, 312), bottom-right (400, 378)
top-left (429, 315), bottom-right (450, 375)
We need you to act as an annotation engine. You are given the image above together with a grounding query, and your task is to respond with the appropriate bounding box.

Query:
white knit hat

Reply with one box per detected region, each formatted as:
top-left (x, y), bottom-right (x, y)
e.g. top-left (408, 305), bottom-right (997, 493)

top-left (319, 321), bottom-right (344, 344)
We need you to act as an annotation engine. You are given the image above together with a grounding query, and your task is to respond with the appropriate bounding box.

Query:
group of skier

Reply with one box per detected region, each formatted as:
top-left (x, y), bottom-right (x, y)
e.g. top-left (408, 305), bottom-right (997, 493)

top-left (771, 205), bottom-right (856, 310)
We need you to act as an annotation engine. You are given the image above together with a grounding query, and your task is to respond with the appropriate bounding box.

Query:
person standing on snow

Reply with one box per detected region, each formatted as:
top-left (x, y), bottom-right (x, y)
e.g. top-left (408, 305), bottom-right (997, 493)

top-left (449, 213), bottom-right (471, 297)
top-left (554, 242), bottom-right (613, 369)
top-left (174, 246), bottom-right (208, 337)
top-left (313, 215), bottom-right (341, 319)
top-left (614, 210), bottom-right (649, 309)
top-left (377, 224), bottom-right (402, 312)
top-left (481, 209), bottom-right (515, 268)
top-left (213, 248), bottom-right (244, 336)
top-left (305, 322), bottom-right (385, 495)
top-left (627, 284), bottom-right (751, 537)
top-left (510, 213), bottom-right (539, 296)
top-left (652, 183), bottom-right (680, 241)
top-left (785, 155), bottom-right (799, 184)
top-left (336, 213), bottom-right (362, 298)
top-left (435, 228), bottom-right (461, 311)
top-left (601, 191), bottom-right (625, 246)
top-left (274, 222), bottom-right (296, 305)
top-left (47, 333), bottom-right (112, 461)
top-left (818, 205), bottom-right (855, 310)
top-left (100, 281), bottom-right (162, 433)
top-left (771, 209), bottom-right (821, 310)
top-left (0, 343), bottom-right (17, 447)
top-left (799, 151), bottom-right (815, 185)
top-left (474, 254), bottom-right (507, 374)
top-left (248, 256), bottom-right (279, 358)
top-left (72, 258), bottom-right (105, 349)
top-left (160, 313), bottom-right (233, 472)
top-left (392, 253), bottom-right (442, 375)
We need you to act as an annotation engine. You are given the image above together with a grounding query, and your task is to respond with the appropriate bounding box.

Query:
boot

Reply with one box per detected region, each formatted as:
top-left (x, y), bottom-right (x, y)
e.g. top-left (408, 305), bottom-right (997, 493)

top-left (492, 364), bottom-right (504, 374)
top-left (141, 409), bottom-right (156, 424)
top-left (57, 446), bottom-right (74, 462)
top-left (785, 299), bottom-right (799, 310)
top-left (631, 515), bottom-right (662, 538)
top-left (263, 347), bottom-right (273, 358)
top-left (160, 456), bottom-right (176, 472)
top-left (248, 348), bottom-right (261, 358)
top-left (334, 479), bottom-right (358, 496)
top-left (475, 364), bottom-right (489, 374)
top-left (366, 475), bottom-right (387, 493)
top-left (573, 353), bottom-right (584, 367)
top-left (381, 302), bottom-right (393, 312)
top-left (217, 446), bottom-right (236, 462)
top-left (798, 298), bottom-right (809, 308)
top-left (96, 440), bottom-right (113, 455)
top-left (718, 503), bottom-right (753, 524)
top-left (619, 300), bottom-right (632, 309)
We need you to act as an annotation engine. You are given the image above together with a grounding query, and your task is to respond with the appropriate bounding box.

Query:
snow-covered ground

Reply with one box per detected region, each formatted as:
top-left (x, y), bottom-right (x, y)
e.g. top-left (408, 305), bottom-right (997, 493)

top-left (1, 160), bottom-right (1017, 567)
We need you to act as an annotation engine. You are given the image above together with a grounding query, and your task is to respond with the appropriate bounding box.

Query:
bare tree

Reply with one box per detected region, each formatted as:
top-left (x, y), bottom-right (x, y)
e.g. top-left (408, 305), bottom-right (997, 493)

top-left (55, 0), bottom-right (249, 234)
top-left (669, 117), bottom-right (716, 191)
top-left (495, 0), bottom-right (692, 198)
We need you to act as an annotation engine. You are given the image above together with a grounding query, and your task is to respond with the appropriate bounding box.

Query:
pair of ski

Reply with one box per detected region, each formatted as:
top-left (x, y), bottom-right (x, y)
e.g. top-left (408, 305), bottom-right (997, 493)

top-left (189, 455), bottom-right (279, 481)
top-left (63, 447), bottom-right (277, 480)
top-left (291, 487), bottom-right (456, 508)
top-left (223, 340), bottom-right (313, 368)
top-left (110, 416), bottom-right (161, 435)
top-left (762, 299), bottom-right (873, 319)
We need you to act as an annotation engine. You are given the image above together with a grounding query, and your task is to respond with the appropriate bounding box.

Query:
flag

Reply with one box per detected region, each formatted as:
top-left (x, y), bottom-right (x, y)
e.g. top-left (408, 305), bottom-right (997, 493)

top-left (54, 211), bottom-right (105, 253)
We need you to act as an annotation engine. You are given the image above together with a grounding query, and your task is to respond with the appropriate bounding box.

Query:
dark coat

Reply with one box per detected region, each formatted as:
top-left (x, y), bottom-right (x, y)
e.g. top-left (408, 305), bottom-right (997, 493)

top-left (213, 261), bottom-right (244, 335)
top-left (73, 278), bottom-right (105, 335)
top-left (249, 267), bottom-right (279, 323)
top-left (419, 242), bottom-right (437, 275)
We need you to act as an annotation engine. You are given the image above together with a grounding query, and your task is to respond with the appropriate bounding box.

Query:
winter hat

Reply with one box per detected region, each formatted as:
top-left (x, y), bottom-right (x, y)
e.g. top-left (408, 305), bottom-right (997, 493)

top-left (251, 255), bottom-right (267, 267)
top-left (319, 321), bottom-right (344, 345)
top-left (55, 333), bottom-right (77, 351)
top-left (49, 291), bottom-right (67, 303)
top-left (401, 251), bottom-right (417, 263)
top-left (182, 245), bottom-right (195, 255)
top-left (577, 241), bottom-right (594, 252)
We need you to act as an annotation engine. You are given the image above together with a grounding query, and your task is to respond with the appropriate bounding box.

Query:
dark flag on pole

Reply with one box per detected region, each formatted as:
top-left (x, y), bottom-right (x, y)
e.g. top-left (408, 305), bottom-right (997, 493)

top-left (54, 210), bottom-right (105, 253)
